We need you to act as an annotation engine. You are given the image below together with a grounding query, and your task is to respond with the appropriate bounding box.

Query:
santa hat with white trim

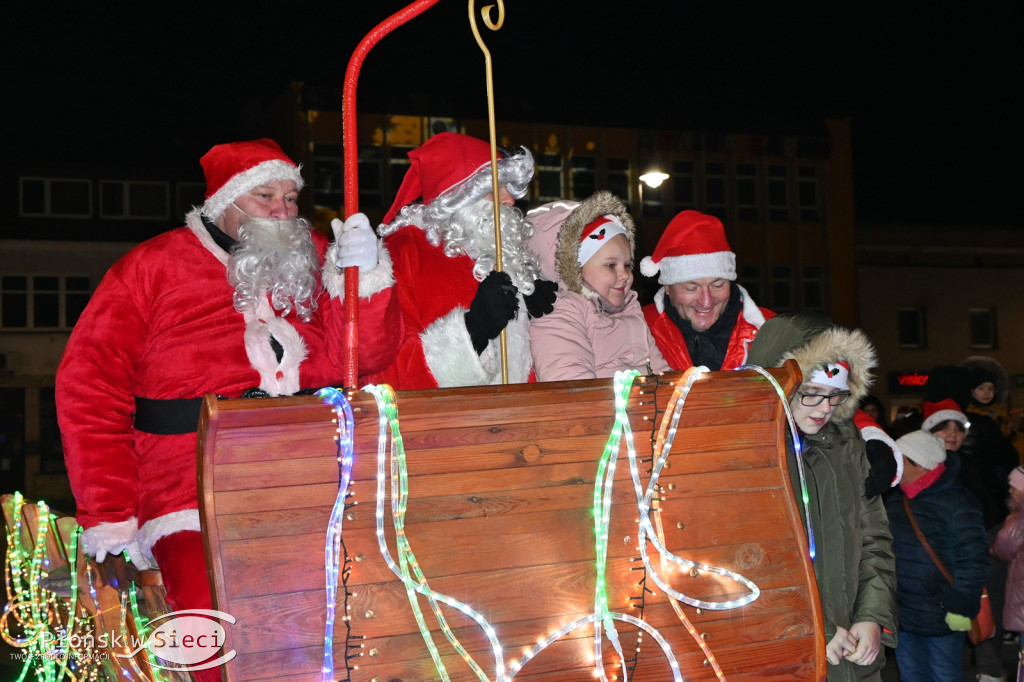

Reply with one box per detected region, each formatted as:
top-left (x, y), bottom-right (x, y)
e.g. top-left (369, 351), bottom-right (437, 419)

top-left (639, 210), bottom-right (735, 284)
top-left (200, 138), bottom-right (304, 221)
top-left (921, 398), bottom-right (970, 432)
top-left (382, 132), bottom-right (532, 224)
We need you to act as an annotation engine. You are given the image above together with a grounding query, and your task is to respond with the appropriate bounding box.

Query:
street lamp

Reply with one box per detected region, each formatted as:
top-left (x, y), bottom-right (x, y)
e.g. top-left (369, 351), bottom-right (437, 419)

top-left (638, 170), bottom-right (669, 217)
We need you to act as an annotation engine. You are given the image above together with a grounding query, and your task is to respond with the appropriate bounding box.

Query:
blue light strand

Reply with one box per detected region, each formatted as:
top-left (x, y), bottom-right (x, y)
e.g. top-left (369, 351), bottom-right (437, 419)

top-left (317, 387), bottom-right (356, 682)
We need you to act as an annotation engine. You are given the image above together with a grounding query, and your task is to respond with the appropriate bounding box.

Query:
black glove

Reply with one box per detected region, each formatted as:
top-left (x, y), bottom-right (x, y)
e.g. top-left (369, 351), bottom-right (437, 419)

top-left (523, 279), bottom-right (558, 319)
top-left (864, 439), bottom-right (898, 499)
top-left (464, 271), bottom-right (520, 354)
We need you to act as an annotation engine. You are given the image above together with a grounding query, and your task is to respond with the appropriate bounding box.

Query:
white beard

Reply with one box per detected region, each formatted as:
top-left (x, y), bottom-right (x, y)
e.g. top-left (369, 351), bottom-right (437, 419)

top-left (433, 200), bottom-right (540, 295)
top-left (227, 216), bottom-right (320, 323)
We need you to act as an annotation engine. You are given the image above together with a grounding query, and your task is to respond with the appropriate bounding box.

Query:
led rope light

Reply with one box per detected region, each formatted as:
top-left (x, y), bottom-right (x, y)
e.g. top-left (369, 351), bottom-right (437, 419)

top-left (365, 383), bottom-right (503, 682)
top-left (322, 367), bottom-right (791, 680)
top-left (317, 387), bottom-right (357, 682)
top-left (736, 365), bottom-right (815, 560)
top-left (629, 367), bottom-right (761, 611)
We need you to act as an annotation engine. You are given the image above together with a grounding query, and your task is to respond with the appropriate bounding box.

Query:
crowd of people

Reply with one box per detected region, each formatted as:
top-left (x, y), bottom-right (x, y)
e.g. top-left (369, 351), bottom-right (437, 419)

top-left (55, 134), bottom-right (1023, 681)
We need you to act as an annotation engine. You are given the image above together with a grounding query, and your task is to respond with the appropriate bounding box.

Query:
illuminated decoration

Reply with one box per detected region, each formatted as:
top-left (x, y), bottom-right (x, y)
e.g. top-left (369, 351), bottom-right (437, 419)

top-left (366, 383), bottom-right (504, 681)
top-left (317, 387), bottom-right (360, 682)
top-left (739, 365), bottom-right (815, 560)
top-left (2, 493), bottom-right (102, 682)
top-left (351, 371), bottom-right (766, 681)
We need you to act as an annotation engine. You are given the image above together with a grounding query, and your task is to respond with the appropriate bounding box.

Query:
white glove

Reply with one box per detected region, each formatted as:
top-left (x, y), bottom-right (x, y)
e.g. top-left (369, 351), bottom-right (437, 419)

top-left (332, 213), bottom-right (378, 271)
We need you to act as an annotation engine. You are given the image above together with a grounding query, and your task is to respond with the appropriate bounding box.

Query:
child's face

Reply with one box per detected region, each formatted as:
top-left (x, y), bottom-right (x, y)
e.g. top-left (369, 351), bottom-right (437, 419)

top-left (971, 381), bottom-right (995, 405)
top-left (790, 381), bottom-right (845, 435)
top-left (580, 234), bottom-right (633, 307)
top-left (931, 421), bottom-right (965, 452)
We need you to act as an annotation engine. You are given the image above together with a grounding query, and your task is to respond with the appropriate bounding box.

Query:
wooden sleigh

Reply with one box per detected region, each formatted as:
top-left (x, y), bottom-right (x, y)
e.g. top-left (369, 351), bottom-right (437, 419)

top-left (197, 362), bottom-right (827, 681)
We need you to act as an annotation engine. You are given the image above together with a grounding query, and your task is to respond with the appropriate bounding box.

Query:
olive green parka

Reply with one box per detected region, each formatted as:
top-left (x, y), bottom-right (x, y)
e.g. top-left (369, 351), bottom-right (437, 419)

top-left (747, 312), bottom-right (898, 681)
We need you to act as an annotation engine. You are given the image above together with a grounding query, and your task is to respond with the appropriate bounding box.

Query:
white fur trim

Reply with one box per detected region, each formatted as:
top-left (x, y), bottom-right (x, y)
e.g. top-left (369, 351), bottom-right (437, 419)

top-left (137, 509), bottom-right (202, 556)
top-left (420, 300), bottom-right (533, 387)
top-left (655, 251), bottom-right (736, 285)
top-left (859, 425), bottom-right (904, 486)
top-left (652, 285), bottom-right (667, 314)
top-left (186, 210), bottom-right (230, 265)
top-left (323, 240), bottom-right (395, 299)
top-left (80, 518), bottom-right (139, 562)
top-left (921, 409), bottom-right (969, 433)
top-left (421, 308), bottom-right (490, 386)
top-left (202, 160), bottom-right (305, 221)
top-left (243, 297), bottom-right (308, 396)
top-left (736, 284), bottom-right (766, 328)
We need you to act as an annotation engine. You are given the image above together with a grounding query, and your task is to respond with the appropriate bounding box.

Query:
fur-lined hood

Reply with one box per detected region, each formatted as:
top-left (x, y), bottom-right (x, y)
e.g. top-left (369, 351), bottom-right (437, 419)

top-left (746, 311), bottom-right (877, 421)
top-left (526, 191), bottom-right (635, 295)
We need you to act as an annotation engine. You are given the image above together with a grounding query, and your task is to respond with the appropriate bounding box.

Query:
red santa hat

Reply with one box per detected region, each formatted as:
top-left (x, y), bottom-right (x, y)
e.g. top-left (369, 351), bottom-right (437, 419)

top-left (577, 215), bottom-right (629, 266)
top-left (383, 132), bottom-right (531, 224)
top-left (639, 210), bottom-right (736, 284)
top-left (809, 360), bottom-right (850, 391)
top-left (200, 138), bottom-right (304, 221)
top-left (921, 398), bottom-right (969, 432)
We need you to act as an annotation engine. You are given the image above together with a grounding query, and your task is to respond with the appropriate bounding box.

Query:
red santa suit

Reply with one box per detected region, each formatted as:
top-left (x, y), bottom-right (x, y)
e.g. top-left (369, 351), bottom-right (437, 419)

top-left (56, 140), bottom-right (396, 634)
top-left (363, 133), bottom-right (537, 389)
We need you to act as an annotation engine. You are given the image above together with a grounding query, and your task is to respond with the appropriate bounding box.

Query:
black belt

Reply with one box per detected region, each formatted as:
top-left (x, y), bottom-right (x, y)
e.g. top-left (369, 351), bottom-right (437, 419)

top-left (133, 388), bottom-right (328, 435)
top-left (133, 396), bottom-right (205, 435)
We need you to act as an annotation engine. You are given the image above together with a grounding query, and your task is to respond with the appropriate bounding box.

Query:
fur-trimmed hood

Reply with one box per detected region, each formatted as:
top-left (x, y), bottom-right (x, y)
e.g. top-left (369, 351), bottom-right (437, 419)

top-left (746, 311), bottom-right (877, 421)
top-left (526, 191), bottom-right (635, 295)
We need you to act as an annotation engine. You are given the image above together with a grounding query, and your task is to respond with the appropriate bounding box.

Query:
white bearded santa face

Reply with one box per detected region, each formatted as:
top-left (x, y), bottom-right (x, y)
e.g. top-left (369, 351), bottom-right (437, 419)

top-left (222, 181), bottom-right (321, 322)
top-left (381, 173), bottom-right (541, 296)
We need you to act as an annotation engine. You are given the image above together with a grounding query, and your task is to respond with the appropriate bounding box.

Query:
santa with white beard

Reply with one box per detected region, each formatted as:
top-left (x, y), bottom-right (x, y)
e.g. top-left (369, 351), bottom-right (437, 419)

top-left (56, 139), bottom-right (396, 671)
top-left (366, 132), bottom-right (557, 389)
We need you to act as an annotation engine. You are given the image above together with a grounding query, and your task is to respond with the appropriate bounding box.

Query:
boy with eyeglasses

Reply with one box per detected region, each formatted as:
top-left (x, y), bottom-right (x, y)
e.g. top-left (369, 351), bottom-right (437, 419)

top-left (747, 311), bottom-right (898, 682)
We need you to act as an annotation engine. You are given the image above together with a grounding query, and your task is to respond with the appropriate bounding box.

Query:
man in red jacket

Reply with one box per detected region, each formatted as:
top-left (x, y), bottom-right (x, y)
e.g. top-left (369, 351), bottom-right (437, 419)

top-left (640, 210), bottom-right (773, 372)
top-left (640, 209), bottom-right (902, 497)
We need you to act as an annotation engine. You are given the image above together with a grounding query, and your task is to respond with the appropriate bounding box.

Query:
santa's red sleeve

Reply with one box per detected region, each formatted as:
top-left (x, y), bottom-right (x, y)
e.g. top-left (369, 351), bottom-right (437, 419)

top-left (56, 254), bottom-right (147, 560)
top-left (320, 232), bottom-right (401, 377)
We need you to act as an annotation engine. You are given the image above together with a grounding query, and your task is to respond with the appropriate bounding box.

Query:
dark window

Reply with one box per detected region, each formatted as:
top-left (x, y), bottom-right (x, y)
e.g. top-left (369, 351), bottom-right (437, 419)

top-left (570, 155), bottom-right (595, 199)
top-left (771, 266), bottom-right (792, 310)
top-left (898, 308), bottom-right (927, 349)
top-left (969, 308), bottom-right (997, 349)
top-left (673, 160), bottom-right (694, 207)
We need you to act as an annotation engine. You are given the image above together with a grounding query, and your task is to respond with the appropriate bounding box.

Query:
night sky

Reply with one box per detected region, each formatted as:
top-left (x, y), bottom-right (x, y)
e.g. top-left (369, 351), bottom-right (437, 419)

top-left (8, 1), bottom-right (1019, 227)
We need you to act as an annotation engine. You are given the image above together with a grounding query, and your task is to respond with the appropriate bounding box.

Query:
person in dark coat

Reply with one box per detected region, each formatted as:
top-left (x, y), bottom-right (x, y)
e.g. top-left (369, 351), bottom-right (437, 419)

top-left (885, 430), bottom-right (989, 682)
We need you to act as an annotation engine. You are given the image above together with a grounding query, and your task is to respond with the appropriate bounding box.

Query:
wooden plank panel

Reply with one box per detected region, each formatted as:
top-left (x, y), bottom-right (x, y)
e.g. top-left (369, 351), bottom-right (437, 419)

top-left (198, 363), bottom-right (823, 681)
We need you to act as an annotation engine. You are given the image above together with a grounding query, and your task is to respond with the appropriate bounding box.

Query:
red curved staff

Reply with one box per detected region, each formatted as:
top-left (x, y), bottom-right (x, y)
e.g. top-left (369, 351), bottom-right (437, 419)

top-left (341, 0), bottom-right (442, 387)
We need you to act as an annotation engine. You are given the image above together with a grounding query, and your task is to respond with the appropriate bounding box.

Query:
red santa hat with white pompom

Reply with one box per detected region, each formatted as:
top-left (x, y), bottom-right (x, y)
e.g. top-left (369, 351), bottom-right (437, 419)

top-left (640, 210), bottom-right (736, 284)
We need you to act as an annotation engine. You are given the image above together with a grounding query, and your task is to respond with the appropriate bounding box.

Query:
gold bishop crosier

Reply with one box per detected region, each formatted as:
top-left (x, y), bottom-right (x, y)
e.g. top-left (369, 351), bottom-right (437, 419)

top-left (469, 0), bottom-right (510, 384)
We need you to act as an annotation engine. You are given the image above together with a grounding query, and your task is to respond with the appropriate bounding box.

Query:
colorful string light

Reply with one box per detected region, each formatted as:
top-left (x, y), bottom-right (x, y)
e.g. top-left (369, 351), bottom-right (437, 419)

top-left (2, 493), bottom-right (103, 682)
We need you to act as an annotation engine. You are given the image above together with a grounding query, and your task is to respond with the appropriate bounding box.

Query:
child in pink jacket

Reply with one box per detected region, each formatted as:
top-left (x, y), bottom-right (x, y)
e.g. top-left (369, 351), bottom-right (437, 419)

top-left (526, 191), bottom-right (669, 381)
